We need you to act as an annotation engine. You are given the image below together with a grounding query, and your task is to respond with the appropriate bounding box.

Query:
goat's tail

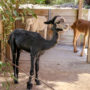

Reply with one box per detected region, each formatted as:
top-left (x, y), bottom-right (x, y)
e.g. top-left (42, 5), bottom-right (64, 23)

top-left (8, 33), bottom-right (15, 45)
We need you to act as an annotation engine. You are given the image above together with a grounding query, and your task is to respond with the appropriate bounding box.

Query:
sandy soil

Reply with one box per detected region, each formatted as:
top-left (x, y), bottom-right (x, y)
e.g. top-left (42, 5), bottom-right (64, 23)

top-left (0, 44), bottom-right (90, 90)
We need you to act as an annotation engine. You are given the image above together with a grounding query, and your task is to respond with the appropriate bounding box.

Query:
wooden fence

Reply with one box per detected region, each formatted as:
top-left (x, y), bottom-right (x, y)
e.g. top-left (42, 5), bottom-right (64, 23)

top-left (15, 8), bottom-right (78, 45)
top-left (0, 8), bottom-right (90, 62)
top-left (0, 15), bottom-right (4, 62)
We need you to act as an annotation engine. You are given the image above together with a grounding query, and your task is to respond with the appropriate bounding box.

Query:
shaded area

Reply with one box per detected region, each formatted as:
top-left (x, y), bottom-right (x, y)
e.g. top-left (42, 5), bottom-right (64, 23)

top-left (0, 44), bottom-right (90, 90)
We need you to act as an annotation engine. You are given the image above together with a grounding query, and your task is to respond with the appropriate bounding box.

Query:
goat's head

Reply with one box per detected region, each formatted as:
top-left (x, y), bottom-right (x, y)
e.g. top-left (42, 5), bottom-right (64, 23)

top-left (44, 15), bottom-right (69, 32)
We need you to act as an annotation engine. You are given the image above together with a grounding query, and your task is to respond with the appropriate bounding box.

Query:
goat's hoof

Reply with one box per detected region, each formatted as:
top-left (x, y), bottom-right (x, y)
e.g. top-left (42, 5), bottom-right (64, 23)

top-left (80, 54), bottom-right (83, 57)
top-left (35, 79), bottom-right (41, 85)
top-left (27, 82), bottom-right (33, 90)
top-left (74, 50), bottom-right (78, 53)
top-left (14, 80), bottom-right (18, 84)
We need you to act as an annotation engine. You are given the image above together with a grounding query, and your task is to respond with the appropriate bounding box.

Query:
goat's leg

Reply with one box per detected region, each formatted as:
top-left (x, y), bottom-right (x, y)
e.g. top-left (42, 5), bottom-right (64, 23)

top-left (80, 35), bottom-right (87, 56)
top-left (35, 55), bottom-right (40, 85)
top-left (15, 49), bottom-right (20, 82)
top-left (27, 54), bottom-right (35, 90)
top-left (11, 44), bottom-right (18, 84)
top-left (12, 53), bottom-right (18, 84)
top-left (73, 31), bottom-right (80, 53)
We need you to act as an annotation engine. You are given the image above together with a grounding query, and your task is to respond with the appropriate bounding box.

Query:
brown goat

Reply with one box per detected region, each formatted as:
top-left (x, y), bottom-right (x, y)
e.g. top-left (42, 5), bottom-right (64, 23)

top-left (71, 19), bottom-right (90, 56)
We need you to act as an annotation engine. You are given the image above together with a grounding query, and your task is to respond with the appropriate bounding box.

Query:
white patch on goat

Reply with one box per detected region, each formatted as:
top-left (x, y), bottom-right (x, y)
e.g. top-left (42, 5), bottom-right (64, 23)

top-left (55, 17), bottom-right (69, 31)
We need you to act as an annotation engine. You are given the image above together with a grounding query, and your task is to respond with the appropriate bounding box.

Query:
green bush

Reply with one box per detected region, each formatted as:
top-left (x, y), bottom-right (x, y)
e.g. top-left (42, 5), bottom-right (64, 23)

top-left (45, 0), bottom-right (78, 5)
top-left (0, 1), bottom-right (45, 90)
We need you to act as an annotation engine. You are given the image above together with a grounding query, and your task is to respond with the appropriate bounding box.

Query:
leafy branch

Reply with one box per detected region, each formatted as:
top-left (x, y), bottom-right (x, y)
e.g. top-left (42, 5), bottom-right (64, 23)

top-left (0, 0), bottom-right (45, 90)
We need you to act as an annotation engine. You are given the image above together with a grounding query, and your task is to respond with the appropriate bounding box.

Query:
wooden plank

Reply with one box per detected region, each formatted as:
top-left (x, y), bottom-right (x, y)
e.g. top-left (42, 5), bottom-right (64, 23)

top-left (0, 15), bottom-right (4, 62)
top-left (51, 9), bottom-right (77, 16)
top-left (51, 9), bottom-right (77, 25)
top-left (33, 9), bottom-right (49, 17)
top-left (48, 9), bottom-right (51, 20)
top-left (82, 9), bottom-right (89, 20)
top-left (88, 10), bottom-right (90, 21)
top-left (15, 20), bottom-right (25, 29)
top-left (6, 43), bottom-right (11, 60)
top-left (87, 30), bottom-right (90, 63)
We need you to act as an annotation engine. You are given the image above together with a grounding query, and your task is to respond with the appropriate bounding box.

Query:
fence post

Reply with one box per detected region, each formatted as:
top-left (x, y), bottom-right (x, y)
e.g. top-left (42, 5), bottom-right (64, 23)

top-left (78, 0), bottom-right (83, 19)
top-left (77, 0), bottom-right (84, 52)
top-left (48, 9), bottom-right (51, 20)
top-left (87, 28), bottom-right (90, 63)
top-left (87, 10), bottom-right (90, 63)
top-left (0, 15), bottom-right (4, 62)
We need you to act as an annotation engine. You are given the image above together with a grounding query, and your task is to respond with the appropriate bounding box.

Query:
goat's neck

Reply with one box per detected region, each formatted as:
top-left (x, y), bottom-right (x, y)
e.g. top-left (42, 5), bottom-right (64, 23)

top-left (43, 30), bottom-right (58, 50)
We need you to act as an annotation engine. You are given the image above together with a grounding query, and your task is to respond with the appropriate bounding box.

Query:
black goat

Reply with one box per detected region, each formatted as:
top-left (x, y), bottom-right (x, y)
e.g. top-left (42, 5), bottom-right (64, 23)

top-left (8, 16), bottom-right (68, 90)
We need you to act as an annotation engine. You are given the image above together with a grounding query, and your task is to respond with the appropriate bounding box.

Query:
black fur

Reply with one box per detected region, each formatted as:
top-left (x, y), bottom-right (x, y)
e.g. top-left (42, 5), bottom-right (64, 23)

top-left (8, 16), bottom-right (64, 90)
top-left (44, 15), bottom-right (61, 24)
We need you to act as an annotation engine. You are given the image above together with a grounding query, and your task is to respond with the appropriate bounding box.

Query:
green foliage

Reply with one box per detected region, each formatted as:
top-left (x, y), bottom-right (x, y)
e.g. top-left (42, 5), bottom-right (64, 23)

top-left (0, 61), bottom-right (13, 90)
top-left (18, 0), bottom-right (45, 4)
top-left (0, 0), bottom-right (44, 90)
top-left (45, 0), bottom-right (78, 5)
top-left (35, 0), bottom-right (45, 4)
top-left (0, 0), bottom-right (38, 50)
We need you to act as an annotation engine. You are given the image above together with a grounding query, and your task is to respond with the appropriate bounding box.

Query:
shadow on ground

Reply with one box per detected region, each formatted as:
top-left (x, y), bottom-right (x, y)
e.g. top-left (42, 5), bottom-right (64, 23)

top-left (0, 44), bottom-right (90, 90)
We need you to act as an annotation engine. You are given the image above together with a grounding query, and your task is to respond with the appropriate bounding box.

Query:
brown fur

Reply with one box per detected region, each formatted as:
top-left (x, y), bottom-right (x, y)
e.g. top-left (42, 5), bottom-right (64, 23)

top-left (71, 19), bottom-right (90, 56)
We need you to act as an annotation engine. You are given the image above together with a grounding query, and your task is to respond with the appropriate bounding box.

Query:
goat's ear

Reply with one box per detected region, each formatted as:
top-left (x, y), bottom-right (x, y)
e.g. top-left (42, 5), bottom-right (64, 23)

top-left (44, 16), bottom-right (59, 24)
top-left (44, 20), bottom-right (53, 24)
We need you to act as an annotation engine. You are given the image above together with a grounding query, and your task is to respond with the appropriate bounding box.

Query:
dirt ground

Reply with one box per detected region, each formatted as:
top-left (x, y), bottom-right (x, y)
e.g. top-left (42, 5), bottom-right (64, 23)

top-left (0, 43), bottom-right (90, 90)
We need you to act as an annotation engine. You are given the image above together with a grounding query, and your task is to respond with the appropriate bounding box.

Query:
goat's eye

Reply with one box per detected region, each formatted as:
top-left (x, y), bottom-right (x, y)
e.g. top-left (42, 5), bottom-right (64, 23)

top-left (56, 21), bottom-right (60, 24)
